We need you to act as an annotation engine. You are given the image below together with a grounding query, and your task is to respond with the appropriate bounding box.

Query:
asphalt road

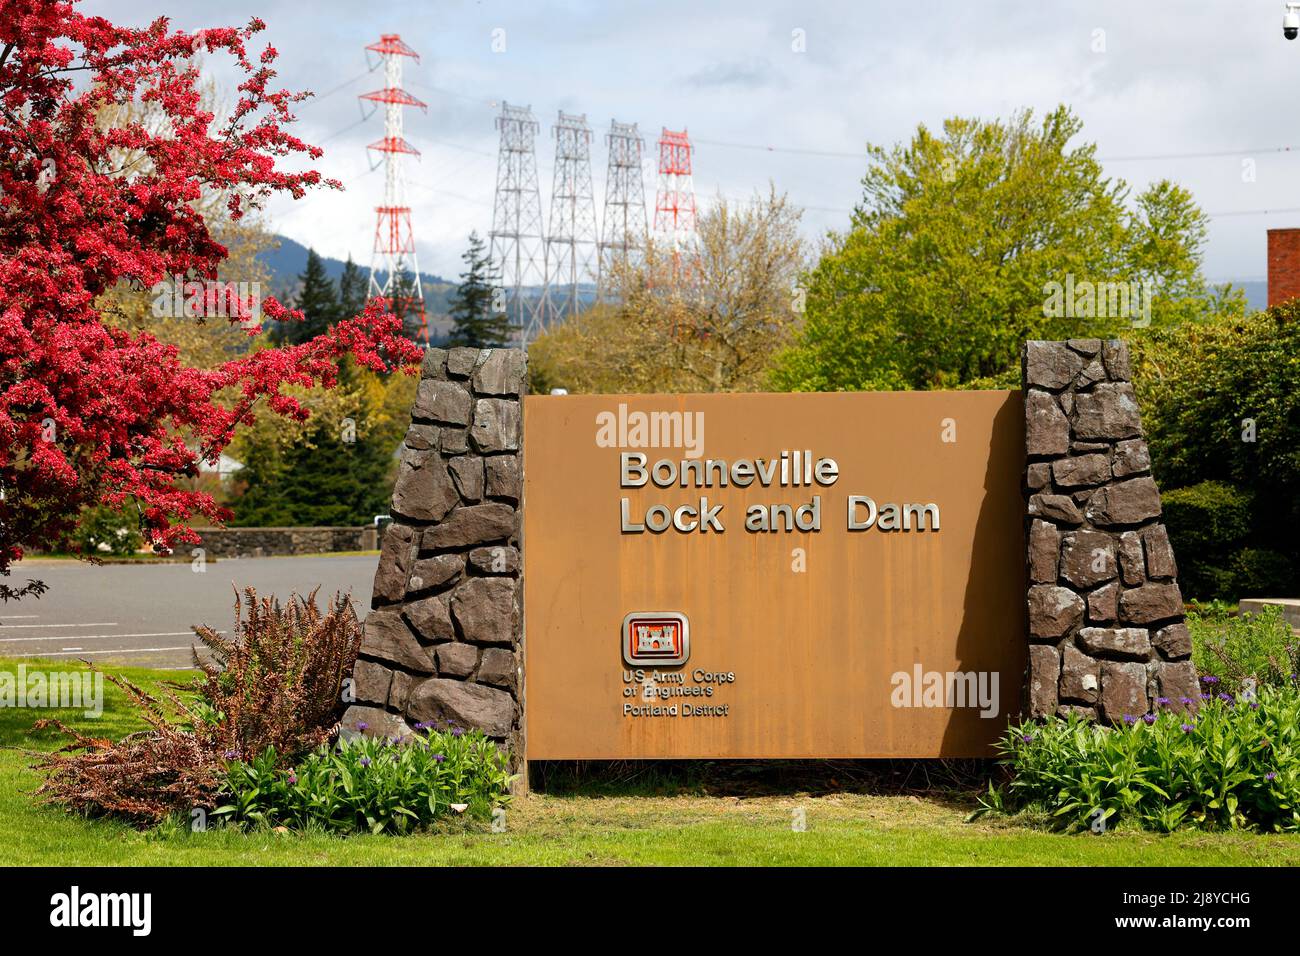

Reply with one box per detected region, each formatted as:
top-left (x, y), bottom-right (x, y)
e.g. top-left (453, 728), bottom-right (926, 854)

top-left (0, 555), bottom-right (377, 669)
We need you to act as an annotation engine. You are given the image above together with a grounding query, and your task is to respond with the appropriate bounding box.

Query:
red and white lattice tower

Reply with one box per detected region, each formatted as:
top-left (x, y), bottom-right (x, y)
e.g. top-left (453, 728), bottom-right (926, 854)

top-left (653, 128), bottom-right (697, 253)
top-left (360, 34), bottom-right (428, 343)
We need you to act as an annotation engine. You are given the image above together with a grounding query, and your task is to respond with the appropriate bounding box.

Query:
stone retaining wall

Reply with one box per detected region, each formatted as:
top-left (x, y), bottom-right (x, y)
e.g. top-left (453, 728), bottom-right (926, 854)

top-left (340, 347), bottom-right (526, 762)
top-left (1022, 339), bottom-right (1196, 723)
top-left (195, 526), bottom-right (379, 558)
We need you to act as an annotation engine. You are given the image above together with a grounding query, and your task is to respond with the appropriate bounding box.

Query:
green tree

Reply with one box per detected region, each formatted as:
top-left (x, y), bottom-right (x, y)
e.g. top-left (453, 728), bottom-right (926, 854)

top-left (448, 231), bottom-right (510, 348)
top-left (229, 364), bottom-right (395, 527)
top-left (385, 264), bottom-right (425, 343)
top-left (338, 254), bottom-right (368, 320)
top-left (771, 106), bottom-right (1241, 392)
top-left (280, 248), bottom-right (341, 345)
top-left (1129, 304), bottom-right (1300, 598)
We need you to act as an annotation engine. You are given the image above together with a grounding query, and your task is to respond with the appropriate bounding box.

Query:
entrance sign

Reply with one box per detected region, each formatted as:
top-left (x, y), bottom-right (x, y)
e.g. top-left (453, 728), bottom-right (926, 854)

top-left (523, 390), bottom-right (1026, 759)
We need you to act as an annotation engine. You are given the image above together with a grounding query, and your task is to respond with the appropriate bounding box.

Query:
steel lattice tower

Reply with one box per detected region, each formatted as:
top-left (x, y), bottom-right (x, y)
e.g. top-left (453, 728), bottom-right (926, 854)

top-left (360, 34), bottom-right (427, 343)
top-left (541, 110), bottom-right (599, 331)
top-left (653, 127), bottom-right (697, 251)
top-left (489, 102), bottom-right (546, 345)
top-left (598, 119), bottom-right (647, 294)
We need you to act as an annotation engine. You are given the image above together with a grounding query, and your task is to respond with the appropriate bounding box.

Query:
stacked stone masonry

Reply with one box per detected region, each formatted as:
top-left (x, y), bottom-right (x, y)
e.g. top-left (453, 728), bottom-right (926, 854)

top-left (340, 347), bottom-right (526, 760)
top-left (1022, 340), bottom-right (1197, 724)
top-left (195, 525), bottom-right (379, 558)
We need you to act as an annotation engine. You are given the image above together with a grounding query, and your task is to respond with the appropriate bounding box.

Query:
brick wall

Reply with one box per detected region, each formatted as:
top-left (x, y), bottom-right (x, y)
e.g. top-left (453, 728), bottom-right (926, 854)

top-left (1267, 227), bottom-right (1300, 307)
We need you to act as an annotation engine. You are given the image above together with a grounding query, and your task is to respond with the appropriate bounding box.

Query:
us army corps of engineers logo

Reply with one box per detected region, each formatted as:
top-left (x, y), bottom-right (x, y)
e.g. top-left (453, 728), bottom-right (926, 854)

top-left (621, 612), bottom-right (689, 667)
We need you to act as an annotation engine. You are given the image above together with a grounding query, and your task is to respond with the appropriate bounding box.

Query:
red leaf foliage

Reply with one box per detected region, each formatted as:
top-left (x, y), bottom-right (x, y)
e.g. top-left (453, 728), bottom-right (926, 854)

top-left (0, 2), bottom-right (421, 578)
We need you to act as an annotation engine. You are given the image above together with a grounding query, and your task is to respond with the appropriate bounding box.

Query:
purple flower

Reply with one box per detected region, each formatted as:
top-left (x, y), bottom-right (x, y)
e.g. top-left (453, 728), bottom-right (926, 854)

top-left (414, 721), bottom-right (429, 731)
top-left (1199, 693), bottom-right (1212, 701)
top-left (1122, 714), bottom-right (1137, 725)
top-left (360, 756), bottom-right (371, 768)
top-left (1266, 772), bottom-right (1278, 781)
top-left (287, 772), bottom-right (297, 785)
top-left (1180, 722), bottom-right (1196, 732)
top-left (1143, 714), bottom-right (1156, 725)
top-left (1020, 733), bottom-right (1034, 743)
top-left (1201, 675), bottom-right (1220, 685)
top-left (1217, 692), bottom-right (1233, 703)
top-left (1250, 701), bottom-right (1261, 710)
top-left (433, 754), bottom-right (445, 763)
top-left (357, 721), bottom-right (369, 732)
top-left (1156, 697), bottom-right (1170, 707)
top-left (1180, 696), bottom-right (1194, 705)
top-left (451, 727), bottom-right (464, 737)
top-left (223, 749), bottom-right (240, 760)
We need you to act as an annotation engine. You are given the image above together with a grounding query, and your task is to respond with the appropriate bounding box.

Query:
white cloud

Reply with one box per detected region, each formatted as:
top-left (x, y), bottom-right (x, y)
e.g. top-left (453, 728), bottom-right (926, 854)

top-left (84, 0), bottom-right (1300, 282)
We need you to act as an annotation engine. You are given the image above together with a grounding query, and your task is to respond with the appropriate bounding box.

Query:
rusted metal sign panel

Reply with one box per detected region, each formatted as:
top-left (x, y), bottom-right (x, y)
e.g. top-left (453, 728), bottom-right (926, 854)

top-left (523, 391), bottom-right (1025, 759)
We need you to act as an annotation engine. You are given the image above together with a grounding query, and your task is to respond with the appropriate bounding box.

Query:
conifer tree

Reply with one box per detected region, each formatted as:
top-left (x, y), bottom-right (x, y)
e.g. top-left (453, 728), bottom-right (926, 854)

top-left (339, 255), bottom-right (368, 320)
top-left (448, 232), bottom-right (511, 348)
top-left (281, 248), bottom-right (341, 345)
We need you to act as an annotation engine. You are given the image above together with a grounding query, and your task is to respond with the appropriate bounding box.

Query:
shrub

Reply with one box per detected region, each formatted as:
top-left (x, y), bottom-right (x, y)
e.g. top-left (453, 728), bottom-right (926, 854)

top-left (216, 728), bottom-right (515, 835)
top-left (1189, 601), bottom-right (1297, 695)
top-left (981, 688), bottom-right (1300, 833)
top-left (1228, 548), bottom-right (1297, 599)
top-left (1161, 480), bottom-right (1251, 558)
top-left (70, 504), bottom-right (143, 556)
top-left (190, 587), bottom-right (362, 761)
top-left (32, 588), bottom-right (361, 824)
top-left (1160, 480), bottom-right (1251, 600)
top-left (1157, 482), bottom-right (1294, 600)
top-left (1132, 306), bottom-right (1300, 595)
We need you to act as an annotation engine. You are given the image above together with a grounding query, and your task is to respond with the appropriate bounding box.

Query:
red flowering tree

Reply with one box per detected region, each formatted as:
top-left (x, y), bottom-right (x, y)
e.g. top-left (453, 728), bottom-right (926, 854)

top-left (0, 2), bottom-right (422, 599)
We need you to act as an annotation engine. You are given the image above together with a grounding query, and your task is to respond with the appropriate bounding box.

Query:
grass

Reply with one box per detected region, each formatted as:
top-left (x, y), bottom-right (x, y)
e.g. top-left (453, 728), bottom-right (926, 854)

top-left (2, 655), bottom-right (1299, 866)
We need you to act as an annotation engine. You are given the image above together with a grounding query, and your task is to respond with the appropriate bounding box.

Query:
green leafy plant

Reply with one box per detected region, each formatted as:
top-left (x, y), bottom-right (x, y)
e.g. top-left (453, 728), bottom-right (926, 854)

top-left (217, 727), bottom-right (514, 835)
top-left (977, 688), bottom-right (1300, 833)
top-left (1132, 306), bottom-right (1300, 599)
top-left (71, 504), bottom-right (144, 556)
top-left (1189, 602), bottom-right (1297, 695)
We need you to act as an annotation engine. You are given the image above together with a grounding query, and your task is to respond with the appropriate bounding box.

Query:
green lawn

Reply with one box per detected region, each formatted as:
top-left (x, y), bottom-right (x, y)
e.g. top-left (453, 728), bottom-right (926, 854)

top-left (2, 655), bottom-right (1298, 866)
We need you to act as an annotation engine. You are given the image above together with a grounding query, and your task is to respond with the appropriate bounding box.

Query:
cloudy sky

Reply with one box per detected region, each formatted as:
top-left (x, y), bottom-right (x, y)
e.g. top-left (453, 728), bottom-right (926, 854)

top-left (86, 0), bottom-right (1300, 283)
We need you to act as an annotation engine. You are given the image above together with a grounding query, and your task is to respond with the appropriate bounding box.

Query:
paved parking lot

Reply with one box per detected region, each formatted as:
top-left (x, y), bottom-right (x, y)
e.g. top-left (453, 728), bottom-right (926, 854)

top-left (0, 555), bottom-right (376, 669)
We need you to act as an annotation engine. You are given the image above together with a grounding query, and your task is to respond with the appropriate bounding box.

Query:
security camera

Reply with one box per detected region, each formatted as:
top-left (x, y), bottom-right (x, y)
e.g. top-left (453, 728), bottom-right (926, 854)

top-left (1286, 2), bottom-right (1300, 40)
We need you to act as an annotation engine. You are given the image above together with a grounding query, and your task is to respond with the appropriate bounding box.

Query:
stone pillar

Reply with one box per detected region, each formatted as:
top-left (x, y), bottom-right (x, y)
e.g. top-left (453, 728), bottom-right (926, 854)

top-left (341, 346), bottom-right (526, 763)
top-left (1022, 340), bottom-right (1196, 724)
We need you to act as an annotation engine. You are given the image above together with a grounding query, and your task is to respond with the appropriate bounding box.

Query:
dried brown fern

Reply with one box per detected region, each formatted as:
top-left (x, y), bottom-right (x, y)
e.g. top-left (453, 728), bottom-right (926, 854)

top-left (31, 587), bottom-right (362, 824)
top-left (189, 586), bottom-right (361, 761)
top-left (30, 668), bottom-right (223, 823)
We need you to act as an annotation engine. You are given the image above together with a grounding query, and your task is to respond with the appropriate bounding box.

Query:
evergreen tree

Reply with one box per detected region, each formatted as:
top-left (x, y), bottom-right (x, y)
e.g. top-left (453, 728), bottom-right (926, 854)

top-left (387, 263), bottom-right (425, 343)
top-left (228, 431), bottom-right (292, 526)
top-left (281, 248), bottom-right (341, 345)
top-left (262, 415), bottom-right (392, 526)
top-left (339, 254), bottom-right (368, 320)
top-left (230, 368), bottom-right (395, 527)
top-left (448, 231), bottom-right (511, 348)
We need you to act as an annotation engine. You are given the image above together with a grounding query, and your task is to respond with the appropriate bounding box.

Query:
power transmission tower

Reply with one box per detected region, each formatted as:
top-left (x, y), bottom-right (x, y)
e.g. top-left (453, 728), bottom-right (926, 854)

top-left (542, 110), bottom-right (598, 331)
top-left (653, 127), bottom-right (697, 254)
top-left (598, 119), bottom-right (647, 295)
top-left (359, 34), bottom-right (427, 343)
top-left (489, 102), bottom-right (546, 346)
